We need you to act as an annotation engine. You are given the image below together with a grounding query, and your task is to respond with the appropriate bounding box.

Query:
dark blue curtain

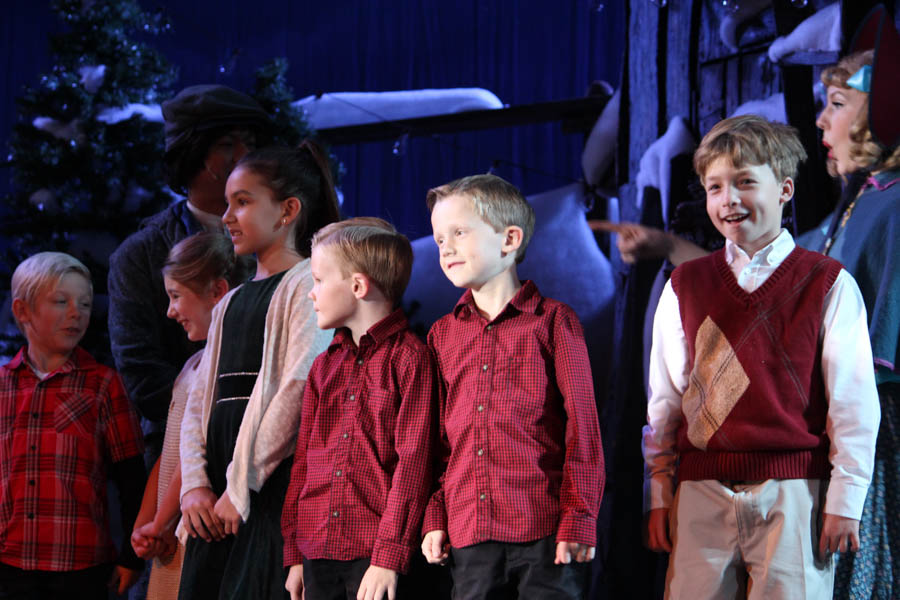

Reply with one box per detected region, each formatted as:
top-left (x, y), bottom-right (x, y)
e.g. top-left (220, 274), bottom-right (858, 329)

top-left (2, 0), bottom-right (624, 240)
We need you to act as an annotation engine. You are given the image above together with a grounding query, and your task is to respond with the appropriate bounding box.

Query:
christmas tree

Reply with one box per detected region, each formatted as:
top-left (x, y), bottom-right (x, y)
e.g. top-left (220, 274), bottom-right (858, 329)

top-left (0, 0), bottom-right (178, 360)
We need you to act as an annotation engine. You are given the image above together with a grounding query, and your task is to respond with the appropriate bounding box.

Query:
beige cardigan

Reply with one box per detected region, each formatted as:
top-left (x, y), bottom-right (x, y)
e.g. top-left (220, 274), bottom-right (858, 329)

top-left (179, 259), bottom-right (332, 520)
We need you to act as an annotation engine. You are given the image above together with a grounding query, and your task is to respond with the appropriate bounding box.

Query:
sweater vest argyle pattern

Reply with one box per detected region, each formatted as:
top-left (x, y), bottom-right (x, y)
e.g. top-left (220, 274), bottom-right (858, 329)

top-left (670, 247), bottom-right (843, 482)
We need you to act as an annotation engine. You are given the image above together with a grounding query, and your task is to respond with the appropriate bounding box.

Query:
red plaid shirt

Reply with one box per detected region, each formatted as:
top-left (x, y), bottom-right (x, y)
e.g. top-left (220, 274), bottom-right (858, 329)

top-left (282, 310), bottom-right (436, 573)
top-left (423, 281), bottom-right (604, 548)
top-left (0, 347), bottom-right (144, 571)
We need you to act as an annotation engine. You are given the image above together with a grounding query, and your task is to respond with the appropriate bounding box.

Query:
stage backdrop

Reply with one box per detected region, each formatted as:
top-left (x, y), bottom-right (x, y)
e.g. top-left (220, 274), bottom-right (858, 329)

top-left (2, 0), bottom-right (625, 239)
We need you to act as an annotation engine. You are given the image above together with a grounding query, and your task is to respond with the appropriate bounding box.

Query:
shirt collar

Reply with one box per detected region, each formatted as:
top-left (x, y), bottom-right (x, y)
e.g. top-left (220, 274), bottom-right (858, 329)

top-left (724, 229), bottom-right (794, 267)
top-left (452, 279), bottom-right (542, 320)
top-left (863, 169), bottom-right (900, 193)
top-left (328, 308), bottom-right (409, 352)
top-left (5, 346), bottom-right (92, 376)
top-left (185, 200), bottom-right (225, 232)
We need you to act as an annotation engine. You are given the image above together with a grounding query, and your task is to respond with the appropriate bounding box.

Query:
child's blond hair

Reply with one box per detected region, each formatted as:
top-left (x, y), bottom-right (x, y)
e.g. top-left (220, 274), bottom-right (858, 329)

top-left (426, 174), bottom-right (535, 263)
top-left (11, 252), bottom-right (92, 332)
top-left (311, 217), bottom-right (413, 306)
top-left (693, 115), bottom-right (808, 184)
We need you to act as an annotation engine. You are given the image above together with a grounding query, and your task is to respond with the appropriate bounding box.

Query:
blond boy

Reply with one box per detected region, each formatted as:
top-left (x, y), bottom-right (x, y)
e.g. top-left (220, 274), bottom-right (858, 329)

top-left (281, 218), bottom-right (436, 600)
top-left (642, 115), bottom-right (880, 598)
top-left (0, 252), bottom-right (145, 597)
top-left (421, 175), bottom-right (604, 599)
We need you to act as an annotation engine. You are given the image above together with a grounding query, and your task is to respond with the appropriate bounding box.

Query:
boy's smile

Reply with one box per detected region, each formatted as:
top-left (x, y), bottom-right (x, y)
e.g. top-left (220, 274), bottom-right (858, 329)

top-left (704, 157), bottom-right (792, 258)
top-left (430, 194), bottom-right (513, 291)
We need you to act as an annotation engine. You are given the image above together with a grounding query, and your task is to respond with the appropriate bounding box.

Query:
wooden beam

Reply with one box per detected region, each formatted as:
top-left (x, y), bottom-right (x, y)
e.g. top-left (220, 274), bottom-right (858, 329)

top-left (313, 95), bottom-right (611, 146)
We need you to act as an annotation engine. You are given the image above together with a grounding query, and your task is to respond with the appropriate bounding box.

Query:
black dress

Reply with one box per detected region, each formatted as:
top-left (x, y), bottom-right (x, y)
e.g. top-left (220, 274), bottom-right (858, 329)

top-left (179, 272), bottom-right (292, 600)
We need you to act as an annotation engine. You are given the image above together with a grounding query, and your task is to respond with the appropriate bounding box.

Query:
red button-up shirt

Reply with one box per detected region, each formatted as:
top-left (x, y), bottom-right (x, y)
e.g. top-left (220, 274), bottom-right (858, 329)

top-left (423, 281), bottom-right (604, 548)
top-left (282, 310), bottom-right (436, 573)
top-left (0, 347), bottom-right (144, 571)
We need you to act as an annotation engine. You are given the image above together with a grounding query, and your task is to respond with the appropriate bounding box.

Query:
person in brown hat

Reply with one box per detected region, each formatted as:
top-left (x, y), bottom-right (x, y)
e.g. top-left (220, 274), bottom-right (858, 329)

top-left (108, 85), bottom-right (271, 467)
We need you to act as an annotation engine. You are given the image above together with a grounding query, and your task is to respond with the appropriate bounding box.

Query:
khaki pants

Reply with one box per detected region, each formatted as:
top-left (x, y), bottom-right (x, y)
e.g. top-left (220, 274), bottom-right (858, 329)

top-left (666, 479), bottom-right (833, 600)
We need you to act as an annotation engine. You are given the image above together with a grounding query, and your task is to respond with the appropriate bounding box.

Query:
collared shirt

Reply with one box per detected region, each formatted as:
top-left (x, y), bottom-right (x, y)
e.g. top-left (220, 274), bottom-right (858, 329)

top-left (0, 346), bottom-right (144, 571)
top-left (423, 280), bottom-right (604, 548)
top-left (643, 231), bottom-right (880, 519)
top-left (282, 310), bottom-right (436, 573)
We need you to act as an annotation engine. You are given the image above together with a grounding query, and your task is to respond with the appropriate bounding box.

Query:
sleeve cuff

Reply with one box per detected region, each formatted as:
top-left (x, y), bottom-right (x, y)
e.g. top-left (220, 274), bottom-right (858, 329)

top-left (371, 539), bottom-right (412, 573)
top-left (643, 474), bottom-right (675, 512)
top-left (823, 480), bottom-right (869, 520)
top-left (556, 512), bottom-right (597, 546)
top-left (421, 500), bottom-right (447, 536)
top-left (283, 537), bottom-right (303, 567)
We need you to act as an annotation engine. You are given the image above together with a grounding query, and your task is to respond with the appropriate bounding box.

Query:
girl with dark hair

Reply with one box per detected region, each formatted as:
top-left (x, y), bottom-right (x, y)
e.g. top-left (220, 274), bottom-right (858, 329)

top-left (177, 142), bottom-right (339, 600)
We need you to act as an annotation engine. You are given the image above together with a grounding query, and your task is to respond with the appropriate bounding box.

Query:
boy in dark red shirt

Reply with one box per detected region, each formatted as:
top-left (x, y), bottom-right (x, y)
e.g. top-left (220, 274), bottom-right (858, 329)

top-left (282, 218), bottom-right (435, 600)
top-left (1, 252), bottom-right (145, 597)
top-left (421, 174), bottom-right (604, 599)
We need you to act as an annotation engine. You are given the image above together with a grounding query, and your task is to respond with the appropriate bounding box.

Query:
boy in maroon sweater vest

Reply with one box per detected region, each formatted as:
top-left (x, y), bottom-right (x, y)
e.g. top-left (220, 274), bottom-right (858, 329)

top-left (642, 116), bottom-right (880, 599)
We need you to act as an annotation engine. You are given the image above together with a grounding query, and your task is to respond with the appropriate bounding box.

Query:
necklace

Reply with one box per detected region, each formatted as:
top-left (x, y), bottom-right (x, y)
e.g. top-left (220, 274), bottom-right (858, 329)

top-left (822, 197), bottom-right (857, 255)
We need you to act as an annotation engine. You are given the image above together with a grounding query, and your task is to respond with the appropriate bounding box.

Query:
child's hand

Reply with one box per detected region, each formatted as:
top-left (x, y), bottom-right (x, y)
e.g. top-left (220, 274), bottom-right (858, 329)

top-left (181, 486), bottom-right (225, 541)
top-left (356, 565), bottom-right (398, 600)
top-left (214, 490), bottom-right (243, 535)
top-left (421, 530), bottom-right (450, 564)
top-left (134, 520), bottom-right (177, 559)
top-left (108, 565), bottom-right (141, 595)
top-left (285, 563), bottom-right (304, 600)
top-left (554, 541), bottom-right (595, 564)
top-left (130, 525), bottom-right (165, 559)
top-left (819, 513), bottom-right (860, 560)
top-left (644, 508), bottom-right (672, 553)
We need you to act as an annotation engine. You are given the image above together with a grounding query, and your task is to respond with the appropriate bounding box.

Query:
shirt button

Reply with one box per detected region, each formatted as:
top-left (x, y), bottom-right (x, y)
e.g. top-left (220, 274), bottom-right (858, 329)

top-left (357, 359), bottom-right (363, 365)
top-left (477, 448), bottom-right (484, 456)
top-left (477, 404), bottom-right (484, 412)
top-left (486, 325), bottom-right (492, 331)
top-left (342, 432), bottom-right (349, 439)
top-left (335, 470), bottom-right (342, 477)
top-left (27, 513), bottom-right (34, 519)
top-left (30, 445), bottom-right (36, 451)
top-left (481, 364), bottom-right (488, 371)
top-left (28, 480), bottom-right (35, 486)
top-left (332, 511), bottom-right (339, 518)
top-left (31, 412), bottom-right (39, 418)
top-left (479, 493), bottom-right (486, 501)
top-left (349, 394), bottom-right (355, 401)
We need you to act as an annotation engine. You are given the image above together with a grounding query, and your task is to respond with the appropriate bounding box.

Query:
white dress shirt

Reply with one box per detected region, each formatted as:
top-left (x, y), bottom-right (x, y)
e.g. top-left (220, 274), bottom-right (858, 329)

top-left (642, 230), bottom-right (880, 519)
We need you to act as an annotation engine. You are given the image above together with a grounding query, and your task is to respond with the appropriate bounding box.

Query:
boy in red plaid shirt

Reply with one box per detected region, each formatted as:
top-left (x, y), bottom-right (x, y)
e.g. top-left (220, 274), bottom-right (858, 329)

top-left (421, 175), bottom-right (604, 599)
top-left (0, 252), bottom-right (145, 597)
top-left (282, 218), bottom-right (436, 600)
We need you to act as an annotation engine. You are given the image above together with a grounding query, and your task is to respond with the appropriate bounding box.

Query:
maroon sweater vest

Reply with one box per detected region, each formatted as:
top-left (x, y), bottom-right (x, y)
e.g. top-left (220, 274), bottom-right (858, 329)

top-left (670, 246), bottom-right (843, 482)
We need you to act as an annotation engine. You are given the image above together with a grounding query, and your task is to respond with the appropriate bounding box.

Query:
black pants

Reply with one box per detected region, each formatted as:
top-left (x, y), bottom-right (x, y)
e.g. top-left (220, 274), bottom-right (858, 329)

top-left (303, 558), bottom-right (370, 600)
top-left (449, 536), bottom-right (587, 600)
top-left (0, 561), bottom-right (112, 600)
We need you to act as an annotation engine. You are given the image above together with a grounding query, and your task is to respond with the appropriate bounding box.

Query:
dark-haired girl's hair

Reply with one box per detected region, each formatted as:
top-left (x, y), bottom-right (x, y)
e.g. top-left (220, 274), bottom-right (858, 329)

top-left (163, 231), bottom-right (251, 293)
top-left (234, 140), bottom-right (341, 257)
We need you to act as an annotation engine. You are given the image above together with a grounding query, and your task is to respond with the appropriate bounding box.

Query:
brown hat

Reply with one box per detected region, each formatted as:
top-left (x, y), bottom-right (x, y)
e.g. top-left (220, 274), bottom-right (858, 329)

top-left (162, 84), bottom-right (271, 152)
top-left (850, 5), bottom-right (900, 150)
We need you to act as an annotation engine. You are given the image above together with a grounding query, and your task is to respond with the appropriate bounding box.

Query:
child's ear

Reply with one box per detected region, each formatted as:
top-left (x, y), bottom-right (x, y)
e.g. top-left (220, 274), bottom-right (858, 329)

top-left (502, 225), bottom-right (524, 254)
top-left (210, 278), bottom-right (229, 303)
top-left (281, 196), bottom-right (302, 225)
top-left (11, 298), bottom-right (31, 326)
top-left (779, 177), bottom-right (795, 205)
top-left (350, 272), bottom-right (370, 300)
